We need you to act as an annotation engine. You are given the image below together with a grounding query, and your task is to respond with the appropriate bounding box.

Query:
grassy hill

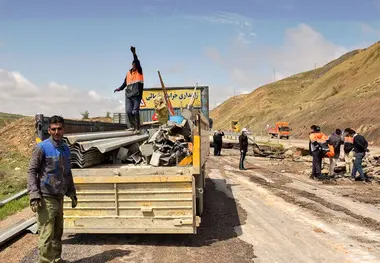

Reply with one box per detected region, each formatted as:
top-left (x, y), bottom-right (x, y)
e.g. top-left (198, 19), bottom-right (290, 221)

top-left (0, 112), bottom-right (25, 129)
top-left (210, 41), bottom-right (380, 144)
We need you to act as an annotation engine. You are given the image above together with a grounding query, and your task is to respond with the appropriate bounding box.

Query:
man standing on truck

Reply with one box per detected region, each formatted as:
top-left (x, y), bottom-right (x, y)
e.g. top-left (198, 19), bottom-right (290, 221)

top-left (239, 128), bottom-right (249, 170)
top-left (114, 46), bottom-right (144, 132)
top-left (27, 115), bottom-right (77, 263)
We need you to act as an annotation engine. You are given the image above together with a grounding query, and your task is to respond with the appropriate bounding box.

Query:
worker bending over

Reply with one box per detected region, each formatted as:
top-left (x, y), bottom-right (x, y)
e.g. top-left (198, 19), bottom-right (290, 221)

top-left (114, 46), bottom-right (144, 132)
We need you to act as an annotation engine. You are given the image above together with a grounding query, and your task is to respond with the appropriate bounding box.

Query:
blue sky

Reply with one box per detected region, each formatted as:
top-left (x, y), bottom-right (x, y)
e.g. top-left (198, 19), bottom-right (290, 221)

top-left (0, 0), bottom-right (379, 117)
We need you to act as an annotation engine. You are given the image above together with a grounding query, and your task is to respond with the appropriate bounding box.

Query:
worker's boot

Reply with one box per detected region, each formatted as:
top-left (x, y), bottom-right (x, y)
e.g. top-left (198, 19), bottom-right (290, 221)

top-left (128, 114), bottom-right (137, 131)
top-left (133, 114), bottom-right (141, 134)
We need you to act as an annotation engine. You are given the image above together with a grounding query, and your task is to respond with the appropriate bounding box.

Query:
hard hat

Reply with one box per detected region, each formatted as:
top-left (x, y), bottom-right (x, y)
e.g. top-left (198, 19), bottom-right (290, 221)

top-left (241, 128), bottom-right (248, 132)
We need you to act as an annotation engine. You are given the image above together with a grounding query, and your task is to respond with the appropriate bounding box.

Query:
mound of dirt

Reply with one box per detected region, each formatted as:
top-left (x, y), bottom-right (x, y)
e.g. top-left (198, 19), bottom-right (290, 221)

top-left (81, 117), bottom-right (113, 123)
top-left (211, 41), bottom-right (380, 144)
top-left (0, 117), bottom-right (36, 157)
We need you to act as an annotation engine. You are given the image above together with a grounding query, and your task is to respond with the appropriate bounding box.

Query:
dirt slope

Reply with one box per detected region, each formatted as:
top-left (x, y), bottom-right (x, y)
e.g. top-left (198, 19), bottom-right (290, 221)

top-left (211, 41), bottom-right (380, 144)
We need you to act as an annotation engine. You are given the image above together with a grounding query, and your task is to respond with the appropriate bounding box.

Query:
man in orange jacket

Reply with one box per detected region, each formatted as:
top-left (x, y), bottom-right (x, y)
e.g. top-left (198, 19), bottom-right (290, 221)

top-left (309, 125), bottom-right (328, 179)
top-left (114, 46), bottom-right (144, 132)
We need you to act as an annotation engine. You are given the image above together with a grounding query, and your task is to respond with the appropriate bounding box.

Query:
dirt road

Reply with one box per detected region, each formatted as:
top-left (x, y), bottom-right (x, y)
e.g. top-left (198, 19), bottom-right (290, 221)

top-left (2, 151), bottom-right (380, 263)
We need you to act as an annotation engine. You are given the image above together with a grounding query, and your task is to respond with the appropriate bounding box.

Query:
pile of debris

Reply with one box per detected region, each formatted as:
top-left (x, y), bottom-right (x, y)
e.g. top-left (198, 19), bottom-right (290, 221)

top-left (127, 119), bottom-right (193, 167)
top-left (64, 131), bottom-right (149, 168)
top-left (65, 118), bottom-right (195, 168)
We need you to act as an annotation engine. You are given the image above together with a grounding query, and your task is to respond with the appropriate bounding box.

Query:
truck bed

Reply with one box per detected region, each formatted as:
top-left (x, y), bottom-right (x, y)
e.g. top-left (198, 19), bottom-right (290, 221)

top-left (64, 164), bottom-right (198, 234)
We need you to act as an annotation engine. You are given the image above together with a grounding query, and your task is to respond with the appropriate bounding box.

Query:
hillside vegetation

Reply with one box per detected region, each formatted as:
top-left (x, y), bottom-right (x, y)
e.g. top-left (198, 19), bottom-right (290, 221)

top-left (211, 41), bottom-right (380, 144)
top-left (0, 112), bottom-right (24, 129)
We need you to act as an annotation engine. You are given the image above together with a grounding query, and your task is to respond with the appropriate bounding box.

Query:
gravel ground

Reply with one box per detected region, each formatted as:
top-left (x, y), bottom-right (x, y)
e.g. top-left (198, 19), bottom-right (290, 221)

top-left (4, 148), bottom-right (380, 262)
top-left (18, 177), bottom-right (255, 263)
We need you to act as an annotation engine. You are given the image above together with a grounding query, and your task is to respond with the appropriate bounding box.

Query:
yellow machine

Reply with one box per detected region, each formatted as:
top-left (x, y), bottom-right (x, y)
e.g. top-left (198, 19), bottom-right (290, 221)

top-left (230, 120), bottom-right (241, 132)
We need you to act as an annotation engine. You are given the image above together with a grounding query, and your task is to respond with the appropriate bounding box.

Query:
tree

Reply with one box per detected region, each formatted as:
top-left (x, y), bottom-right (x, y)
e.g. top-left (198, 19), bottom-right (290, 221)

top-left (81, 110), bottom-right (89, 119)
top-left (106, 111), bottom-right (111, 118)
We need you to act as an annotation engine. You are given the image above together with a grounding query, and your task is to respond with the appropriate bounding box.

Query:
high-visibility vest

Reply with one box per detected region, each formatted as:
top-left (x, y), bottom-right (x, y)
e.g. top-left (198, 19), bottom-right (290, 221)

top-left (309, 132), bottom-right (327, 143)
top-left (310, 132), bottom-right (334, 157)
top-left (126, 70), bottom-right (144, 86)
top-left (344, 136), bottom-right (354, 144)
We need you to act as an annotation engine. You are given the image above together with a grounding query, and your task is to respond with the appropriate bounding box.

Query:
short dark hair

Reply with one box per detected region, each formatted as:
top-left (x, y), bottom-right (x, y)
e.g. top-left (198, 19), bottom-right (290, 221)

top-left (335, 129), bottom-right (342, 135)
top-left (344, 128), bottom-right (355, 135)
top-left (310, 125), bottom-right (317, 130)
top-left (49, 115), bottom-right (65, 127)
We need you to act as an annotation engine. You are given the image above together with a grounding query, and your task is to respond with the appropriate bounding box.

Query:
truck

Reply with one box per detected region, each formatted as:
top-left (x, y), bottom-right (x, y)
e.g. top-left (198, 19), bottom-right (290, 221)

top-left (268, 122), bottom-right (292, 139)
top-left (34, 86), bottom-right (210, 234)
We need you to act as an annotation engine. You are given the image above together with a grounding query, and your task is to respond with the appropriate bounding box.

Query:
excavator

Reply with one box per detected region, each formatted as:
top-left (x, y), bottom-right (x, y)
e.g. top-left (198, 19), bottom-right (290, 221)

top-left (230, 120), bottom-right (241, 132)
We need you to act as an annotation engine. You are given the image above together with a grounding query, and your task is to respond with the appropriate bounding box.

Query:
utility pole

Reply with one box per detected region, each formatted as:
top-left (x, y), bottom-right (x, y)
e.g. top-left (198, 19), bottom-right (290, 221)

top-left (273, 69), bottom-right (276, 82)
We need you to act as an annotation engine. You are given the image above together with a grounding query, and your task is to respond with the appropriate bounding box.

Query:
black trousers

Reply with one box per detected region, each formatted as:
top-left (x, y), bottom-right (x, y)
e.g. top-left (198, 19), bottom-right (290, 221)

top-left (239, 150), bottom-right (247, 169)
top-left (214, 142), bottom-right (222, 156)
top-left (312, 151), bottom-right (323, 177)
top-left (125, 96), bottom-right (141, 130)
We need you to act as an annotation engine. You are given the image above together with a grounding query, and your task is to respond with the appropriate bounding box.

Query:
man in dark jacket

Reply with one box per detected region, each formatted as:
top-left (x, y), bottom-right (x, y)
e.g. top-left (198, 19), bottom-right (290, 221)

top-left (27, 115), bottom-right (77, 263)
top-left (114, 46), bottom-right (144, 132)
top-left (345, 128), bottom-right (369, 181)
top-left (213, 130), bottom-right (224, 156)
top-left (239, 128), bottom-right (249, 170)
top-left (327, 129), bottom-right (344, 176)
top-left (309, 125), bottom-right (326, 179)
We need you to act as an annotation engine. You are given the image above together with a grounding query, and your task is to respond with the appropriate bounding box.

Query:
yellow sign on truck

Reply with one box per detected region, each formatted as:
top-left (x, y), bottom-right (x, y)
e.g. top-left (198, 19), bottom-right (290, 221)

top-left (141, 89), bottom-right (202, 109)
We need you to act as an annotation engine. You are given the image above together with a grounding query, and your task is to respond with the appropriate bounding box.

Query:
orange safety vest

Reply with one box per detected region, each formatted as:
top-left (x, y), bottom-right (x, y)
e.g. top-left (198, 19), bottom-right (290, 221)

top-left (126, 70), bottom-right (144, 86)
top-left (310, 132), bottom-right (334, 157)
top-left (309, 132), bottom-right (327, 143)
top-left (344, 136), bottom-right (353, 144)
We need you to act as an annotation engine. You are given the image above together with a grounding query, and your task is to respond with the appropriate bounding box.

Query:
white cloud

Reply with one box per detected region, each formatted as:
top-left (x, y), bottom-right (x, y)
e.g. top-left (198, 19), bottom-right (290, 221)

top-left (205, 23), bottom-right (349, 108)
top-left (196, 12), bottom-right (257, 44)
top-left (0, 69), bottom-right (124, 118)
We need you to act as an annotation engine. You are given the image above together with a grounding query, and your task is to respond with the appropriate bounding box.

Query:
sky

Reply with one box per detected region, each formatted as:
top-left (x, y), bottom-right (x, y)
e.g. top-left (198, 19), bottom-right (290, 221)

top-left (0, 0), bottom-right (380, 118)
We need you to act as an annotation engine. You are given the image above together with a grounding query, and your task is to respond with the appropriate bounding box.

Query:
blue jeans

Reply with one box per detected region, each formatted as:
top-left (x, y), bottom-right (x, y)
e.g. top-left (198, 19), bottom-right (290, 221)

top-left (125, 95), bottom-right (141, 130)
top-left (352, 152), bottom-right (365, 180)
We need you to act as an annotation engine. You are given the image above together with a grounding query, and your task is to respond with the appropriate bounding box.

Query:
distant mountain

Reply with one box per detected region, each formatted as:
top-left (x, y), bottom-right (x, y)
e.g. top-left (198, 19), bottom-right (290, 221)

top-left (210, 42), bottom-right (380, 144)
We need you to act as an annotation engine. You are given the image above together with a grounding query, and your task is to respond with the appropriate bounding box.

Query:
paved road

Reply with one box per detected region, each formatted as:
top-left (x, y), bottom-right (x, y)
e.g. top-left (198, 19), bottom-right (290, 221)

top-left (2, 152), bottom-right (380, 263)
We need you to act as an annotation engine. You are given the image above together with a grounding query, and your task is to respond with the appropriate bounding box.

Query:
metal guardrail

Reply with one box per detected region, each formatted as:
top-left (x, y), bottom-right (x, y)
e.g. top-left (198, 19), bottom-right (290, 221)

top-left (0, 217), bottom-right (37, 247)
top-left (0, 189), bottom-right (28, 207)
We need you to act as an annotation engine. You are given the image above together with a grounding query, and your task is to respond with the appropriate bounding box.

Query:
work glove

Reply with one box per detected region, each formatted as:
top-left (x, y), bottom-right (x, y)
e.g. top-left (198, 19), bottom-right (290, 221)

top-left (114, 88), bottom-right (120, 93)
top-left (130, 46), bottom-right (136, 53)
top-left (30, 198), bottom-right (42, 213)
top-left (71, 196), bottom-right (78, 208)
